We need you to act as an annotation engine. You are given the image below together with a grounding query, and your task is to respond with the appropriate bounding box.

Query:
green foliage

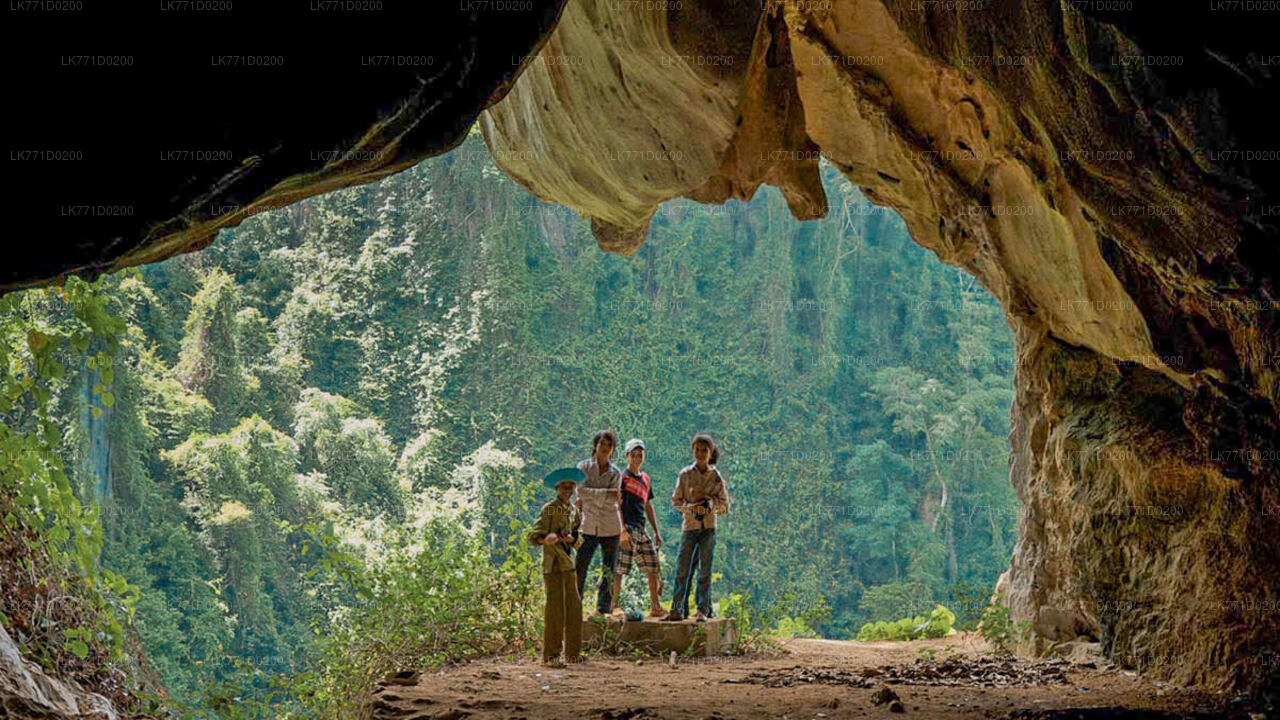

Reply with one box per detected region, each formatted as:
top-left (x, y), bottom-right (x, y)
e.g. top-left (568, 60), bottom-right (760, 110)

top-left (977, 594), bottom-right (1030, 657)
top-left (161, 416), bottom-right (319, 669)
top-left (858, 581), bottom-right (936, 623)
top-left (396, 429), bottom-right (446, 491)
top-left (719, 591), bottom-right (758, 646)
top-left (0, 278), bottom-right (139, 692)
top-left (855, 604), bottom-right (955, 642)
top-left (174, 269), bottom-right (257, 430)
top-left (947, 579), bottom-right (992, 632)
top-left (772, 615), bottom-right (817, 641)
top-left (138, 347), bottom-right (215, 447)
top-left (295, 481), bottom-right (542, 717)
top-left (722, 587), bottom-right (832, 651)
top-left (926, 604), bottom-right (956, 637)
top-left (292, 388), bottom-right (403, 516)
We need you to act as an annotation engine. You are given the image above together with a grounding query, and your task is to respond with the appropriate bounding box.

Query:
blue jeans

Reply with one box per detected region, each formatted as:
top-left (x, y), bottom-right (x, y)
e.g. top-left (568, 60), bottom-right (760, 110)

top-left (574, 534), bottom-right (619, 614)
top-left (670, 528), bottom-right (716, 616)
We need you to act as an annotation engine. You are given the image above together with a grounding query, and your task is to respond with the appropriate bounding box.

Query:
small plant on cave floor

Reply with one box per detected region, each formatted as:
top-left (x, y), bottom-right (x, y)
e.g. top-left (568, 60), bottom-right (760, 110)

top-left (978, 594), bottom-right (1019, 656)
top-left (918, 644), bottom-right (959, 661)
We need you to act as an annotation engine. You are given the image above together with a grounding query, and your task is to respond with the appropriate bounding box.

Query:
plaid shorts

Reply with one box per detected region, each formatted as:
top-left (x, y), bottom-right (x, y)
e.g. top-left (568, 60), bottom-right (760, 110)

top-left (615, 525), bottom-right (660, 576)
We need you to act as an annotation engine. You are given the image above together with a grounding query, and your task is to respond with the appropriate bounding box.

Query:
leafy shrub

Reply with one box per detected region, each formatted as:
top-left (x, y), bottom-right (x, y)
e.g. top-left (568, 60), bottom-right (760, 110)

top-left (0, 279), bottom-right (144, 710)
top-left (293, 473), bottom-right (542, 718)
top-left (772, 616), bottom-right (817, 640)
top-left (721, 588), bottom-right (831, 651)
top-left (923, 604), bottom-right (955, 638)
top-left (977, 594), bottom-right (1028, 656)
top-left (719, 591), bottom-right (757, 643)
top-left (856, 604), bottom-right (955, 641)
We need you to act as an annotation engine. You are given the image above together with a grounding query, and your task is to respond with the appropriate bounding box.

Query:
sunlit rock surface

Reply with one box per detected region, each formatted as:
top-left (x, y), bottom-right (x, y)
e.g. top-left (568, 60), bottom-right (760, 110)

top-left (1, 625), bottom-right (116, 719)
top-left (481, 0), bottom-right (1278, 692)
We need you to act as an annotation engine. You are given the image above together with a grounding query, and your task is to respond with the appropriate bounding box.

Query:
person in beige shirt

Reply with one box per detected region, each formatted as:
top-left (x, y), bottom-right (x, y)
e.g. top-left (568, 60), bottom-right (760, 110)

top-left (664, 433), bottom-right (729, 622)
top-left (573, 430), bottom-right (625, 616)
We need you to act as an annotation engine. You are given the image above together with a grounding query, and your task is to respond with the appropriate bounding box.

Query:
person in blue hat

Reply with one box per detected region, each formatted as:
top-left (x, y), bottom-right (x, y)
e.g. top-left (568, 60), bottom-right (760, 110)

top-left (528, 466), bottom-right (584, 666)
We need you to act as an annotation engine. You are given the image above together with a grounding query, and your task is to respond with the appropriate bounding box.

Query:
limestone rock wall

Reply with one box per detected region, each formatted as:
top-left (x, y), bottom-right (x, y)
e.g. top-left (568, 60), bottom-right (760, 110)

top-left (480, 0), bottom-right (1279, 692)
top-left (1009, 327), bottom-right (1277, 691)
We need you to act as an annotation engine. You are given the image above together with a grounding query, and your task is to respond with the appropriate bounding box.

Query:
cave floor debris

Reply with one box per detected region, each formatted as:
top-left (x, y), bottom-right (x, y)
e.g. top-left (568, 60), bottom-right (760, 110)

top-left (726, 655), bottom-right (1073, 689)
top-left (371, 634), bottom-right (1237, 720)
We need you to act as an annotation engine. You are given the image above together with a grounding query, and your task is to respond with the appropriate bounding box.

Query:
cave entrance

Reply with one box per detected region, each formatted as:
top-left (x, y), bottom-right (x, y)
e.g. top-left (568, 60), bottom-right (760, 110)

top-left (171, 131), bottom-right (1021, 641)
top-left (0, 129), bottom-right (1023, 709)
top-left (8, 116), bottom-right (1262, 717)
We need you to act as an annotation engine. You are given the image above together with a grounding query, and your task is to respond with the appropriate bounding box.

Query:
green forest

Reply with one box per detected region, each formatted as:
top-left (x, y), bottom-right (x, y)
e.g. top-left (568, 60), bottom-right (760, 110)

top-left (0, 131), bottom-right (1018, 716)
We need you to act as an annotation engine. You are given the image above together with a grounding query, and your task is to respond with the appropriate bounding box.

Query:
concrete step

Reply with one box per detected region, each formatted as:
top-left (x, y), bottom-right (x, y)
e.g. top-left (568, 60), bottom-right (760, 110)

top-left (582, 615), bottom-right (738, 656)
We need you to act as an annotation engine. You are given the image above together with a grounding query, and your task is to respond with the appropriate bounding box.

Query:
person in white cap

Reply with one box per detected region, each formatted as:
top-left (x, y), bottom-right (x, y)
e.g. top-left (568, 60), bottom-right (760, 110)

top-left (612, 438), bottom-right (666, 617)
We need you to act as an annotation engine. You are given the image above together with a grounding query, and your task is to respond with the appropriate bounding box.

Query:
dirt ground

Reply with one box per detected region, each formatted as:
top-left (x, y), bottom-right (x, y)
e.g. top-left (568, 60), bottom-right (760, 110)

top-left (370, 633), bottom-right (1247, 719)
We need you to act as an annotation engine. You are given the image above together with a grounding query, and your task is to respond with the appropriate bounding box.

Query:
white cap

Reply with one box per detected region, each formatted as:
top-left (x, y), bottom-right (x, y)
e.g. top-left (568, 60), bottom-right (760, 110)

top-left (624, 438), bottom-right (646, 454)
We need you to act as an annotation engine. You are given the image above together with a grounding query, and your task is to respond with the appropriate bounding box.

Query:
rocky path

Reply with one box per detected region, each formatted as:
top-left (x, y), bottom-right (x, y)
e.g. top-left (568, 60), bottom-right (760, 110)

top-left (370, 634), bottom-right (1245, 719)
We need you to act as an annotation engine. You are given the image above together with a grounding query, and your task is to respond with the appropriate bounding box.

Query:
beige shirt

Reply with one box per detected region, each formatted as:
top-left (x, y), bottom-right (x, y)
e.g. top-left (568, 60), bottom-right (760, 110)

top-left (671, 463), bottom-right (729, 531)
top-left (528, 497), bottom-right (581, 574)
top-left (576, 458), bottom-right (623, 537)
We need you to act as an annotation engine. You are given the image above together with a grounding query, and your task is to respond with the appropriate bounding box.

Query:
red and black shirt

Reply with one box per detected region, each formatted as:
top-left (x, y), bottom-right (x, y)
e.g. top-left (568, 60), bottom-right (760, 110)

top-left (620, 469), bottom-right (651, 529)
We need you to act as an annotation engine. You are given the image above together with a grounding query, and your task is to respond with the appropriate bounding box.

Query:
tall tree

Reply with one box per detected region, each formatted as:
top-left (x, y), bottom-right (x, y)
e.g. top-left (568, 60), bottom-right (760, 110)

top-left (173, 269), bottom-right (255, 431)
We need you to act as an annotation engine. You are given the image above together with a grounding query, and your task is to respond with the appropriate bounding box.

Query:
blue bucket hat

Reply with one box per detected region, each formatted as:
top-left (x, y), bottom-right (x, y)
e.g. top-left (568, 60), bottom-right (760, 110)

top-left (543, 466), bottom-right (583, 490)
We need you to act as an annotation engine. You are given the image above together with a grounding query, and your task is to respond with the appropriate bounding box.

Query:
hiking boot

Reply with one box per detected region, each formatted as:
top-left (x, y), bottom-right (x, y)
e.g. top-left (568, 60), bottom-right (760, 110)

top-left (694, 611), bottom-right (708, 622)
top-left (661, 611), bottom-right (684, 622)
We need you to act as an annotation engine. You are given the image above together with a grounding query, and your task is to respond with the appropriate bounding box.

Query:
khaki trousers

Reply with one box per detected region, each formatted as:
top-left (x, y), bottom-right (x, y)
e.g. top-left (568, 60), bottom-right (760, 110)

top-left (542, 569), bottom-right (582, 661)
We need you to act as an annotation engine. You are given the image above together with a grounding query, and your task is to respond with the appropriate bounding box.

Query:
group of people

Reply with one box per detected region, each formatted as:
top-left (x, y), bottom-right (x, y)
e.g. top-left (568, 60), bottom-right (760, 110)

top-left (527, 430), bottom-right (730, 665)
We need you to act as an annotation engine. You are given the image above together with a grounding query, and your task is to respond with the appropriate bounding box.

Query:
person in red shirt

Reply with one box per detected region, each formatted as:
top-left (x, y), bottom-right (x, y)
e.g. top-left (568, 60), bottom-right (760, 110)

top-left (612, 438), bottom-right (666, 617)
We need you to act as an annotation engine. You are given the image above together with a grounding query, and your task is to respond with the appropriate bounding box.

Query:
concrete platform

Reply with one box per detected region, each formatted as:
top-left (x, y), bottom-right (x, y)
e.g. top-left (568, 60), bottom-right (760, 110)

top-left (581, 616), bottom-right (737, 656)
